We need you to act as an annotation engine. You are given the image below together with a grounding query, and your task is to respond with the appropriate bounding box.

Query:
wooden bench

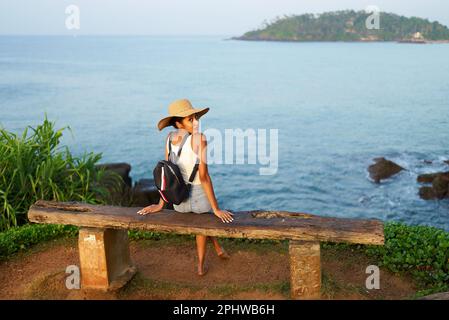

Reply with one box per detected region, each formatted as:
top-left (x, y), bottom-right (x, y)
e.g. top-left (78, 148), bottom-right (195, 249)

top-left (27, 200), bottom-right (384, 299)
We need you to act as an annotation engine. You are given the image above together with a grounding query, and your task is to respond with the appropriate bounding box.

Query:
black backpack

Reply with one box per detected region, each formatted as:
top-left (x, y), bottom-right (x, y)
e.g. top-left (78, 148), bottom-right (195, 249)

top-left (153, 132), bottom-right (199, 205)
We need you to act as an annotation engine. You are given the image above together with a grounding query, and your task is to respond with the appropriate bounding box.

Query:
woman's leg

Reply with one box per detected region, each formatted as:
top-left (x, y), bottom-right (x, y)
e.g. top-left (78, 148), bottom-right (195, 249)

top-left (208, 236), bottom-right (229, 258)
top-left (196, 235), bottom-right (208, 275)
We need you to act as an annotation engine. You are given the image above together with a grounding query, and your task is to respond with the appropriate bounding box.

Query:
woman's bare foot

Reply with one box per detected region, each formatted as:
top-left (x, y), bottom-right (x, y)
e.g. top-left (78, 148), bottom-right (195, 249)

top-left (197, 264), bottom-right (208, 276)
top-left (208, 237), bottom-right (230, 260)
top-left (217, 248), bottom-right (230, 260)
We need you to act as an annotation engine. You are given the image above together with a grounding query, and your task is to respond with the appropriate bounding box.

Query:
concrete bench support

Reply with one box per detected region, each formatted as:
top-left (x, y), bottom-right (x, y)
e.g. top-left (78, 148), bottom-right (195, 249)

top-left (78, 227), bottom-right (136, 290)
top-left (289, 240), bottom-right (321, 299)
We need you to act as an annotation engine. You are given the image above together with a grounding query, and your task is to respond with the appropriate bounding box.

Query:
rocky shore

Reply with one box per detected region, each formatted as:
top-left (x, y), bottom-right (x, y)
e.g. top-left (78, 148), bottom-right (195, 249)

top-left (367, 157), bottom-right (449, 200)
top-left (94, 162), bottom-right (169, 208)
top-left (95, 157), bottom-right (449, 208)
top-left (418, 171), bottom-right (449, 200)
top-left (368, 157), bottom-right (405, 183)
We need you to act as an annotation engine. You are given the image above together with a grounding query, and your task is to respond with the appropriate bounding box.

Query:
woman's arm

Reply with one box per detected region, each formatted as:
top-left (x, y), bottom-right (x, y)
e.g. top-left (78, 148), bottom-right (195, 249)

top-left (194, 133), bottom-right (234, 223)
top-left (138, 133), bottom-right (170, 215)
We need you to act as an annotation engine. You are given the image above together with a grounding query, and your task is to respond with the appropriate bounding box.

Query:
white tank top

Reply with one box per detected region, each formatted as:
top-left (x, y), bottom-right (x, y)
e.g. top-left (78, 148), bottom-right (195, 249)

top-left (166, 132), bottom-right (201, 185)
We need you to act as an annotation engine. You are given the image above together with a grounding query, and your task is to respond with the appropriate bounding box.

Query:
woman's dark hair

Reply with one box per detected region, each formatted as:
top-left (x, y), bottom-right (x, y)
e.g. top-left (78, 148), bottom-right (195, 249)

top-left (170, 116), bottom-right (183, 129)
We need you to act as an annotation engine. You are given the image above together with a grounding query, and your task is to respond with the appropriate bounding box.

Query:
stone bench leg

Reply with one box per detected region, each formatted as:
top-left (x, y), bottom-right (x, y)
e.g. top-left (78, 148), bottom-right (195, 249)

top-left (78, 227), bottom-right (137, 291)
top-left (289, 240), bottom-right (321, 299)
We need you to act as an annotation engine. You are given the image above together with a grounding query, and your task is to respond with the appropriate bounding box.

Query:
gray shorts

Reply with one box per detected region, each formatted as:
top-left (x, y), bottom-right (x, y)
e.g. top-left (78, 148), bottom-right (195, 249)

top-left (173, 184), bottom-right (212, 214)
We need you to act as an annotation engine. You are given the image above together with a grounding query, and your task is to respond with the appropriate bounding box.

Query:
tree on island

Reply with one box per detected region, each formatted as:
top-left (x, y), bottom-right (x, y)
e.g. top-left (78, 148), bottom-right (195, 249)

top-left (233, 10), bottom-right (449, 42)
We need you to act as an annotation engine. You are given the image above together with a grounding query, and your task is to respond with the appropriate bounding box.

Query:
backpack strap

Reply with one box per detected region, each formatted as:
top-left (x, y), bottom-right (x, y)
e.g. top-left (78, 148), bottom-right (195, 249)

top-left (169, 132), bottom-right (200, 184)
top-left (188, 133), bottom-right (202, 183)
top-left (188, 157), bottom-right (200, 183)
top-left (168, 132), bottom-right (190, 158)
top-left (176, 133), bottom-right (190, 157)
top-left (168, 133), bottom-right (172, 156)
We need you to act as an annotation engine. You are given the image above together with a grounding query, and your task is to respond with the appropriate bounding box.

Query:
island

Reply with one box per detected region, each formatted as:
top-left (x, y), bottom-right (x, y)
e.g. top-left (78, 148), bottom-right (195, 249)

top-left (232, 10), bottom-right (449, 43)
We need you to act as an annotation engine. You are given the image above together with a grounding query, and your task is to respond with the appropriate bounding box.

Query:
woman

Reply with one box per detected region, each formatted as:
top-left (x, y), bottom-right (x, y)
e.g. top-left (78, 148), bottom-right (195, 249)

top-left (137, 99), bottom-right (234, 276)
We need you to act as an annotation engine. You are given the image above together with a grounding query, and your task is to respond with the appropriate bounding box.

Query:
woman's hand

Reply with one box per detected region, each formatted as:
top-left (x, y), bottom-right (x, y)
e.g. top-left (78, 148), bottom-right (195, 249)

top-left (138, 203), bottom-right (164, 215)
top-left (213, 208), bottom-right (234, 223)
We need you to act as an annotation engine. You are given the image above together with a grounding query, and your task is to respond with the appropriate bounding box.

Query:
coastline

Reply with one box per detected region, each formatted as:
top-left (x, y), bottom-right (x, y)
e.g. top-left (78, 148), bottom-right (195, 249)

top-left (230, 37), bottom-right (449, 44)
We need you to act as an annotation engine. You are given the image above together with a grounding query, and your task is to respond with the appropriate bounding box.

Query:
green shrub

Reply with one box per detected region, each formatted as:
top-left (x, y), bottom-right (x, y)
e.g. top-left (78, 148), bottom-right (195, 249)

top-left (365, 222), bottom-right (449, 291)
top-left (0, 115), bottom-right (116, 231)
top-left (0, 223), bottom-right (78, 260)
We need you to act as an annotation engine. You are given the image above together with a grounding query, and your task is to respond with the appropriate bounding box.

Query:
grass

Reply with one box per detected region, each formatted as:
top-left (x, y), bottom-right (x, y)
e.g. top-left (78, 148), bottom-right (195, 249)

top-left (0, 115), bottom-right (123, 232)
top-left (337, 223), bottom-right (449, 296)
top-left (0, 225), bottom-right (430, 300)
top-left (2, 222), bottom-right (448, 298)
top-left (119, 271), bottom-right (290, 299)
top-left (0, 224), bottom-right (78, 261)
top-left (321, 271), bottom-right (368, 299)
top-left (208, 281), bottom-right (290, 298)
top-left (120, 272), bottom-right (204, 297)
top-left (129, 230), bottom-right (289, 255)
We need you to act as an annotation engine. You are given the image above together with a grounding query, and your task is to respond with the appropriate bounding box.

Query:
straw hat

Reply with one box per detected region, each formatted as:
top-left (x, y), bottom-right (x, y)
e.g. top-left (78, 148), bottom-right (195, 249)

top-left (157, 99), bottom-right (209, 131)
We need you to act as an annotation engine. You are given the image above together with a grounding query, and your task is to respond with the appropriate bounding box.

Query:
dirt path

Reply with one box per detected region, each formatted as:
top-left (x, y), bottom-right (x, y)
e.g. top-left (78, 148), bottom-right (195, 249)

top-left (0, 237), bottom-right (418, 300)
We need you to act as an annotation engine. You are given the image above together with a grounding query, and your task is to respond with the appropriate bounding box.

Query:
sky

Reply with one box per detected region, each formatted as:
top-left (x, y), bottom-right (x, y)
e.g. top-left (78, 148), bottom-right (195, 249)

top-left (1, 0), bottom-right (449, 36)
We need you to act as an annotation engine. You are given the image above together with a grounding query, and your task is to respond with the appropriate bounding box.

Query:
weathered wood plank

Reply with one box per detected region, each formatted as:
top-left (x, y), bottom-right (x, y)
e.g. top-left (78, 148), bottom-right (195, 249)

top-left (28, 200), bottom-right (384, 245)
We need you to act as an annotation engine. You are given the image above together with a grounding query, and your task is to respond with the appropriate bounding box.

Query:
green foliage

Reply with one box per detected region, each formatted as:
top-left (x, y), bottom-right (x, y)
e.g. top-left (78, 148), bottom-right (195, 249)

top-left (0, 115), bottom-right (115, 231)
top-left (128, 230), bottom-right (195, 241)
top-left (237, 10), bottom-right (449, 41)
top-left (0, 223), bottom-right (78, 260)
top-left (365, 222), bottom-right (449, 291)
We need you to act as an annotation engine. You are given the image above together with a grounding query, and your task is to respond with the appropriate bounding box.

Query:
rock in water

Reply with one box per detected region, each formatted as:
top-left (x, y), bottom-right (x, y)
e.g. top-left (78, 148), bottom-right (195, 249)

top-left (418, 186), bottom-right (437, 200)
top-left (432, 174), bottom-right (449, 199)
top-left (417, 171), bottom-right (449, 200)
top-left (368, 157), bottom-right (404, 183)
top-left (417, 173), bottom-right (439, 184)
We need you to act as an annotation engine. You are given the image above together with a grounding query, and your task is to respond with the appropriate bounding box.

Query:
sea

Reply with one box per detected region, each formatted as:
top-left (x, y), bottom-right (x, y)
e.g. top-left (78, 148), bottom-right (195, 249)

top-left (1, 35), bottom-right (448, 230)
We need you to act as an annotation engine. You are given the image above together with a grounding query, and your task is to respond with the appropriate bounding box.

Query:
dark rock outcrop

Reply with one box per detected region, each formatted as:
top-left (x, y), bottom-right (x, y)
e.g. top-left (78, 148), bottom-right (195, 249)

top-left (131, 179), bottom-right (160, 207)
top-left (368, 157), bottom-right (405, 183)
top-left (433, 174), bottom-right (449, 198)
top-left (95, 162), bottom-right (133, 205)
top-left (417, 172), bottom-right (440, 184)
top-left (95, 163), bottom-right (132, 188)
top-left (417, 171), bottom-right (449, 200)
top-left (93, 162), bottom-right (174, 208)
top-left (418, 187), bottom-right (437, 200)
